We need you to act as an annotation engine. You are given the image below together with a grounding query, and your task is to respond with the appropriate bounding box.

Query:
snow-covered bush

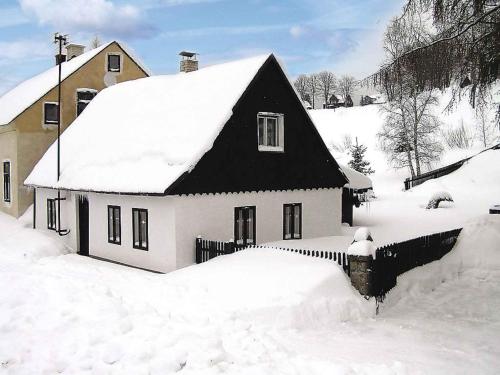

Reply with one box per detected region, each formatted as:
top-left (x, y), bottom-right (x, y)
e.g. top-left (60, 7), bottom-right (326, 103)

top-left (426, 191), bottom-right (454, 209)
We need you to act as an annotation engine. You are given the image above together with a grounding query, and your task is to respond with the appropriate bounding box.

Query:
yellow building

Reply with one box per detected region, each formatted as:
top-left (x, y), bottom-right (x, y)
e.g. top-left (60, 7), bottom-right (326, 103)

top-left (0, 41), bottom-right (149, 217)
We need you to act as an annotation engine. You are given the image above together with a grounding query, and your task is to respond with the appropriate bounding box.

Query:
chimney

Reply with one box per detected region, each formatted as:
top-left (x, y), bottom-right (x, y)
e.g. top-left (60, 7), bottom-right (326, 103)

top-left (179, 51), bottom-right (198, 73)
top-left (65, 43), bottom-right (85, 61)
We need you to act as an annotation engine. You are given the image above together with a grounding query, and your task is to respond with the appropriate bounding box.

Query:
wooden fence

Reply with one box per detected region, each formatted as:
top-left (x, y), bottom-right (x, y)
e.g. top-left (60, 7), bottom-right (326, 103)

top-left (195, 237), bottom-right (350, 275)
top-left (196, 227), bottom-right (463, 297)
top-left (404, 143), bottom-right (500, 190)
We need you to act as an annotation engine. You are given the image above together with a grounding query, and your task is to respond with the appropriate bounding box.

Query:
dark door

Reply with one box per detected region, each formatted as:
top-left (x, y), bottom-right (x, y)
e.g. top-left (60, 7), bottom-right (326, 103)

top-left (341, 187), bottom-right (353, 226)
top-left (78, 196), bottom-right (89, 256)
top-left (234, 206), bottom-right (256, 246)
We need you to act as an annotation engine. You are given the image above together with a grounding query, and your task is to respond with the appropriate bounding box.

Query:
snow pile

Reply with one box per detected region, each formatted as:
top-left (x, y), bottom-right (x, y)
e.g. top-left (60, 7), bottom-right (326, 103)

top-left (426, 191), bottom-right (454, 209)
top-left (347, 227), bottom-right (376, 258)
top-left (340, 164), bottom-right (373, 190)
top-left (26, 54), bottom-right (272, 193)
top-left (353, 227), bottom-right (373, 242)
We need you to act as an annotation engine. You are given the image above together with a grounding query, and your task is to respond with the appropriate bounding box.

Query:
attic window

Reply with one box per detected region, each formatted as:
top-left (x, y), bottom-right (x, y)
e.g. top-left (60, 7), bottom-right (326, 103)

top-left (76, 88), bottom-right (97, 116)
top-left (107, 54), bottom-right (121, 72)
top-left (257, 112), bottom-right (284, 152)
top-left (44, 102), bottom-right (59, 124)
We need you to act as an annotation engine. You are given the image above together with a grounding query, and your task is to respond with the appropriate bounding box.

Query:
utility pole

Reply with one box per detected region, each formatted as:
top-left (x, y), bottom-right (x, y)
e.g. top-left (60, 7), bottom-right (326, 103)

top-left (54, 33), bottom-right (68, 236)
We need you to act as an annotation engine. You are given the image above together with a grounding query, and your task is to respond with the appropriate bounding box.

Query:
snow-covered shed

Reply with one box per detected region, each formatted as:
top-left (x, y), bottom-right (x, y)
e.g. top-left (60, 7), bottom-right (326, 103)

top-left (26, 54), bottom-right (348, 273)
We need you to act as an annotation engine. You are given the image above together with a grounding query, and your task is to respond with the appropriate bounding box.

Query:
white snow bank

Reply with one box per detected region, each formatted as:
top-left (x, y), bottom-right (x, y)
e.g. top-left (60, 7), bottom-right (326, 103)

top-left (26, 54), bottom-right (272, 193)
top-left (168, 248), bottom-right (374, 327)
top-left (383, 214), bottom-right (500, 309)
top-left (347, 241), bottom-right (376, 258)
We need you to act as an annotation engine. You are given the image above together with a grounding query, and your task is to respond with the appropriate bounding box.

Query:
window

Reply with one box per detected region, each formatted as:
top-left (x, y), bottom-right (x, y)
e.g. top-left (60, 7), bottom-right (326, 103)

top-left (3, 161), bottom-right (10, 203)
top-left (257, 113), bottom-right (284, 152)
top-left (76, 89), bottom-right (97, 116)
top-left (234, 206), bottom-right (256, 246)
top-left (44, 102), bottom-right (59, 124)
top-left (132, 208), bottom-right (148, 250)
top-left (107, 54), bottom-right (121, 72)
top-left (107, 206), bottom-right (121, 245)
top-left (47, 199), bottom-right (57, 230)
top-left (283, 203), bottom-right (302, 240)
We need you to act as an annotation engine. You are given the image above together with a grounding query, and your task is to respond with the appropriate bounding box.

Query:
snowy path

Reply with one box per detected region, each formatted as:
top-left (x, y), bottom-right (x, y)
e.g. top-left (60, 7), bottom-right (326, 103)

top-left (1, 212), bottom-right (499, 374)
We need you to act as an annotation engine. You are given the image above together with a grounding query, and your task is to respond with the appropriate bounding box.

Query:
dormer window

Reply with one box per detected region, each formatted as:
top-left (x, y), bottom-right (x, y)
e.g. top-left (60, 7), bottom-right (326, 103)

top-left (107, 54), bottom-right (121, 72)
top-left (257, 112), bottom-right (284, 152)
top-left (76, 88), bottom-right (98, 116)
top-left (44, 102), bottom-right (59, 125)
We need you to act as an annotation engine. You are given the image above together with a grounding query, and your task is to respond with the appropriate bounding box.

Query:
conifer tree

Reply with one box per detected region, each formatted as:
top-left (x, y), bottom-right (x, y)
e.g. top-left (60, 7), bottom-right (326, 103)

top-left (348, 137), bottom-right (375, 175)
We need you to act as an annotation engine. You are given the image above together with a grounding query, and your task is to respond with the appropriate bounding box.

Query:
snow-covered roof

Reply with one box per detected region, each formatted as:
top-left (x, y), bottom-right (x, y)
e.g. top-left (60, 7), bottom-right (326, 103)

top-left (0, 41), bottom-right (149, 126)
top-left (26, 54), bottom-right (272, 194)
top-left (340, 165), bottom-right (372, 190)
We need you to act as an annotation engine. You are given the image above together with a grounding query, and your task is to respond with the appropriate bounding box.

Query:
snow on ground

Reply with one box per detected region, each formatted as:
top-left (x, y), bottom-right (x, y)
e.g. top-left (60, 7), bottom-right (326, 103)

top-left (1, 212), bottom-right (499, 374)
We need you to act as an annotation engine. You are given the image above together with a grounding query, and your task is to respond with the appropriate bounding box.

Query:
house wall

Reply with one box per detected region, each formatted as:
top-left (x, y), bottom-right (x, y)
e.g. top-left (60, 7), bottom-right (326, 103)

top-left (0, 130), bottom-right (18, 216)
top-left (174, 188), bottom-right (342, 269)
top-left (1, 42), bottom-right (148, 218)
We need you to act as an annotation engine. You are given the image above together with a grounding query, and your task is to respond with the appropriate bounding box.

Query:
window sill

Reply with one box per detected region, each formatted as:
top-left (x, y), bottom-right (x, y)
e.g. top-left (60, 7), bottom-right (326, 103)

top-left (258, 145), bottom-right (284, 153)
top-left (108, 69), bottom-right (121, 73)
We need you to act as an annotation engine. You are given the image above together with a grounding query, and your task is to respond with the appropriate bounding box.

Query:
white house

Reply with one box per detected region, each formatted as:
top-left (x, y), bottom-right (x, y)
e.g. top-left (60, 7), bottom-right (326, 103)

top-left (25, 54), bottom-right (348, 273)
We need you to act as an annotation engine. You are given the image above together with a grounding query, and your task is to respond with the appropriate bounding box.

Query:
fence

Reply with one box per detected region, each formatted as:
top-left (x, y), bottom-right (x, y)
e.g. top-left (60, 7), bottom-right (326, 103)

top-left (196, 227), bottom-right (463, 298)
top-left (404, 143), bottom-right (500, 190)
top-left (195, 237), bottom-right (350, 275)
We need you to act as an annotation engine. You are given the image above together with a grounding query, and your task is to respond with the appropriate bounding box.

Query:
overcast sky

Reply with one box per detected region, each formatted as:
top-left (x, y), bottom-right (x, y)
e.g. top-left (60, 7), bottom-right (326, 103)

top-left (0, 0), bottom-right (405, 95)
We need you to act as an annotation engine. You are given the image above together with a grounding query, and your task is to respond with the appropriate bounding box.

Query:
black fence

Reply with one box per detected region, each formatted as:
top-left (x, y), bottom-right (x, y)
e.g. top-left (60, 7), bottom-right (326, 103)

top-left (195, 237), bottom-right (350, 275)
top-left (372, 228), bottom-right (462, 297)
top-left (404, 143), bottom-right (500, 190)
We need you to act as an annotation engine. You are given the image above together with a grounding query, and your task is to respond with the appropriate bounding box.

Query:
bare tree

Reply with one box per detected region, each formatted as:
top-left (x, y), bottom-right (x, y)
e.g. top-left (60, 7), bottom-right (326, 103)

top-left (293, 74), bottom-right (309, 102)
top-left (317, 71), bottom-right (336, 107)
top-left (306, 73), bottom-right (319, 108)
top-left (476, 104), bottom-right (499, 147)
top-left (90, 35), bottom-right (102, 49)
top-left (337, 75), bottom-right (356, 107)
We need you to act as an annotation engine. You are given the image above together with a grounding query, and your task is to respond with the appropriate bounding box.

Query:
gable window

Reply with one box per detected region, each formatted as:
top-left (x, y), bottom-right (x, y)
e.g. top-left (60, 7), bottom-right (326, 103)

top-left (44, 102), bottom-right (59, 124)
top-left (257, 112), bottom-right (284, 152)
top-left (47, 199), bottom-right (57, 230)
top-left (107, 205), bottom-right (121, 245)
top-left (76, 89), bottom-right (97, 116)
top-left (132, 208), bottom-right (148, 250)
top-left (234, 206), bottom-right (256, 246)
top-left (3, 161), bottom-right (10, 203)
top-left (283, 203), bottom-right (302, 240)
top-left (107, 54), bottom-right (121, 72)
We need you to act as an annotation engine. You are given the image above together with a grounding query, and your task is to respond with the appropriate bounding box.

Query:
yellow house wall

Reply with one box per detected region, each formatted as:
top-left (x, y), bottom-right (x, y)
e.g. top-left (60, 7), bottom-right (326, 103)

top-left (0, 130), bottom-right (18, 217)
top-left (0, 42), bottom-right (148, 217)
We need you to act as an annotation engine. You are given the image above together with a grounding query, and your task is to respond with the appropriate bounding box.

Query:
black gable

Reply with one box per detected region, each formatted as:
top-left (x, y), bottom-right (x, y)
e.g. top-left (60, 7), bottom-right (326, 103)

top-left (166, 55), bottom-right (348, 196)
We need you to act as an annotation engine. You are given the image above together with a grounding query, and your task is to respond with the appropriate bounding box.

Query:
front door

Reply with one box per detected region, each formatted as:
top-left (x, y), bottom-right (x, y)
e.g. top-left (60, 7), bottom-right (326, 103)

top-left (78, 196), bottom-right (89, 256)
top-left (234, 206), bottom-right (256, 246)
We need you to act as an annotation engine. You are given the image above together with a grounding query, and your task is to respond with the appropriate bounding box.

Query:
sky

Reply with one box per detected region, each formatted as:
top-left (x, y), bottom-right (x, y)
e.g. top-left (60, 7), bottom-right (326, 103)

top-left (0, 0), bottom-right (405, 96)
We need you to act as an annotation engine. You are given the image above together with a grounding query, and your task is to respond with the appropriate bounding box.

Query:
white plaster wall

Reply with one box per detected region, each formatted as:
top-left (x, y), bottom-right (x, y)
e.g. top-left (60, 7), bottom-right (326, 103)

top-left (86, 193), bottom-right (176, 273)
top-left (174, 188), bottom-right (341, 269)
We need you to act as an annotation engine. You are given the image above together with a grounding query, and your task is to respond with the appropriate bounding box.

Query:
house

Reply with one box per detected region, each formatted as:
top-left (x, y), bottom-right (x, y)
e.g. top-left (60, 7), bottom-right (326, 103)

top-left (0, 41), bottom-right (149, 218)
top-left (25, 54), bottom-right (348, 273)
top-left (339, 165), bottom-right (373, 226)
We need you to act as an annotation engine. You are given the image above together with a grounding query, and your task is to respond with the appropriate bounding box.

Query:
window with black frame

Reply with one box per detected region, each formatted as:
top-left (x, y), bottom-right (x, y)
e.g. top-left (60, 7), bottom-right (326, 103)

top-left (107, 54), bottom-right (121, 72)
top-left (3, 161), bottom-right (10, 203)
top-left (107, 205), bottom-right (121, 245)
top-left (76, 89), bottom-right (97, 116)
top-left (44, 102), bottom-right (59, 124)
top-left (234, 206), bottom-right (256, 246)
top-left (47, 199), bottom-right (57, 230)
top-left (283, 203), bottom-right (302, 240)
top-left (132, 208), bottom-right (148, 250)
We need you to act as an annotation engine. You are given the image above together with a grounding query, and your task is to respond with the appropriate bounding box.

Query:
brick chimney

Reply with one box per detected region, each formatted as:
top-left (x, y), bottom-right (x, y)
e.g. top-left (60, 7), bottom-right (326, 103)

top-left (179, 51), bottom-right (198, 73)
top-left (66, 44), bottom-right (85, 60)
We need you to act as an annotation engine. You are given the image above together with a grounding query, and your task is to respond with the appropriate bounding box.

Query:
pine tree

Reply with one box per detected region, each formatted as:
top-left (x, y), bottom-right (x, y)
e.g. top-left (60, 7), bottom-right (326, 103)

top-left (348, 137), bottom-right (375, 175)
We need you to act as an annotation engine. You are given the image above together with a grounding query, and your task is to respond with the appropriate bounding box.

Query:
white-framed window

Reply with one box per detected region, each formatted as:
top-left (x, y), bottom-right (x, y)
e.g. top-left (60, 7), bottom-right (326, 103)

top-left (43, 102), bottom-right (59, 125)
top-left (3, 161), bottom-right (11, 203)
top-left (107, 53), bottom-right (122, 73)
top-left (257, 112), bottom-right (284, 152)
